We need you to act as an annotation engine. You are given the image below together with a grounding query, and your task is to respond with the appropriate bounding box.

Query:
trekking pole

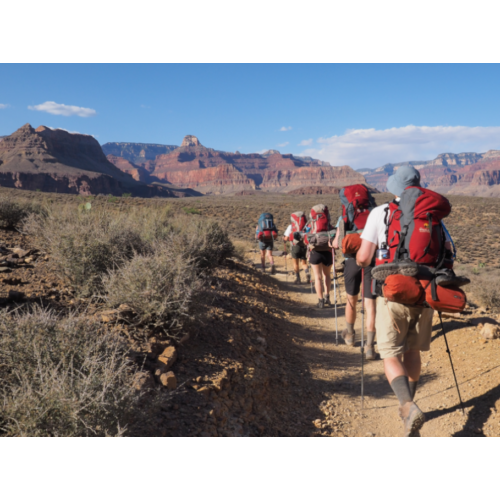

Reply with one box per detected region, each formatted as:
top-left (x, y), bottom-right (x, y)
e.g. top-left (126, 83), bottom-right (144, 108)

top-left (361, 268), bottom-right (365, 413)
top-left (284, 241), bottom-right (288, 283)
top-left (438, 312), bottom-right (465, 415)
top-left (332, 247), bottom-right (339, 346)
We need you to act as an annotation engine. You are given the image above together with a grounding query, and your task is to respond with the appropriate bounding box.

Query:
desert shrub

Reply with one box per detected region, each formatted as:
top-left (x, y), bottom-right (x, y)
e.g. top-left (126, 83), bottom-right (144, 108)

top-left (168, 216), bottom-right (234, 270)
top-left (182, 206), bottom-right (201, 215)
top-left (103, 243), bottom-right (199, 331)
top-left (0, 199), bottom-right (46, 229)
top-left (24, 208), bottom-right (146, 296)
top-left (0, 308), bottom-right (144, 437)
top-left (464, 267), bottom-right (500, 310)
top-left (231, 240), bottom-right (253, 261)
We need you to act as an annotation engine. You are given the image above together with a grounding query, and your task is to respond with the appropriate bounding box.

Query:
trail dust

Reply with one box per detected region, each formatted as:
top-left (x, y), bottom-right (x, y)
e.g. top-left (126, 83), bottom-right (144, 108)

top-left (259, 250), bottom-right (500, 437)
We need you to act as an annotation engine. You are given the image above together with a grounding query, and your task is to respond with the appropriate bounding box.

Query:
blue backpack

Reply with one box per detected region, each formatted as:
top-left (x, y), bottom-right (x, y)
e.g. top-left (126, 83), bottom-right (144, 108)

top-left (256, 213), bottom-right (276, 241)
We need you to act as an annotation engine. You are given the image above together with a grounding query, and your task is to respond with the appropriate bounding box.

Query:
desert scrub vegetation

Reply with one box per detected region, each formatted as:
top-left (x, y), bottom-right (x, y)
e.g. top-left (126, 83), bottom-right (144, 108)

top-left (0, 308), bottom-right (152, 437)
top-left (0, 197), bottom-right (46, 230)
top-left (457, 264), bottom-right (500, 310)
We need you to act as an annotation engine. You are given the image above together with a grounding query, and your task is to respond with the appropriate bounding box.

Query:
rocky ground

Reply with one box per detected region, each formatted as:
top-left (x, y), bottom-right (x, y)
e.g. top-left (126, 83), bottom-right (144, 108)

top-left (2, 218), bottom-right (499, 436)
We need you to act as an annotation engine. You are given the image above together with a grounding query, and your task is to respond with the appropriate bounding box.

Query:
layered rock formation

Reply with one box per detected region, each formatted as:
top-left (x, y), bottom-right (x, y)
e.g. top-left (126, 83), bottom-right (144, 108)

top-left (0, 125), bottom-right (197, 197)
top-left (364, 150), bottom-right (500, 196)
top-left (101, 142), bottom-right (178, 164)
top-left (106, 135), bottom-right (365, 194)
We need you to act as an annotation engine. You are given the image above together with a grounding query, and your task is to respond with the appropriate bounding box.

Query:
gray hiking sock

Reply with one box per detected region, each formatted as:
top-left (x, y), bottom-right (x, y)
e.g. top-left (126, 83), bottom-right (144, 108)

top-left (346, 322), bottom-right (355, 334)
top-left (390, 375), bottom-right (413, 406)
top-left (409, 380), bottom-right (418, 399)
top-left (366, 331), bottom-right (376, 346)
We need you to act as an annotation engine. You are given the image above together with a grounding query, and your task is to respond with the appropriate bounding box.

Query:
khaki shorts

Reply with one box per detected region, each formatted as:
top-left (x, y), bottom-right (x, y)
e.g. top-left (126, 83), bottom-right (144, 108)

top-left (375, 297), bottom-right (434, 359)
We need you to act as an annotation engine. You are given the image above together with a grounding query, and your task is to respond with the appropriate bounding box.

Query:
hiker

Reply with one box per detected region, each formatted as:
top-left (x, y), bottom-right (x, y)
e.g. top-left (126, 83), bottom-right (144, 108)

top-left (331, 184), bottom-right (377, 360)
top-left (283, 211), bottom-right (311, 284)
top-left (255, 212), bottom-right (278, 274)
top-left (304, 204), bottom-right (335, 308)
top-left (356, 165), bottom-right (458, 436)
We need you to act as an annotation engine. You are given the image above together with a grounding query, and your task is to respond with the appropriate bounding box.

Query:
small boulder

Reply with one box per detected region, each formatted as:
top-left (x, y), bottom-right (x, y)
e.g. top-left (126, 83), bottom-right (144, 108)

top-left (132, 371), bottom-right (155, 391)
top-left (480, 323), bottom-right (500, 340)
top-left (11, 248), bottom-right (30, 259)
top-left (157, 346), bottom-right (177, 371)
top-left (8, 290), bottom-right (24, 301)
top-left (99, 309), bottom-right (118, 323)
top-left (160, 371), bottom-right (177, 389)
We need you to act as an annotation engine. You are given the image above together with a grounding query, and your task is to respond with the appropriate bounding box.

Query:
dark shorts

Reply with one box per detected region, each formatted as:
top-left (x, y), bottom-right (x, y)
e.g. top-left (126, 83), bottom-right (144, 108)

top-left (259, 240), bottom-right (273, 251)
top-left (309, 250), bottom-right (333, 267)
top-left (291, 245), bottom-right (307, 260)
top-left (344, 258), bottom-right (375, 299)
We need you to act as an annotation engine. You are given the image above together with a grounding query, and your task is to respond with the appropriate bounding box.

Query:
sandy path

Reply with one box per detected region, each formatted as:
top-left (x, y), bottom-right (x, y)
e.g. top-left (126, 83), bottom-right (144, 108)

top-left (265, 252), bottom-right (500, 437)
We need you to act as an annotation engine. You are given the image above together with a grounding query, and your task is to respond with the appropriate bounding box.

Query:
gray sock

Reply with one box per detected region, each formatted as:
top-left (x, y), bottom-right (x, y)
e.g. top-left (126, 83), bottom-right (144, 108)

top-left (346, 322), bottom-right (355, 334)
top-left (390, 375), bottom-right (413, 406)
top-left (366, 331), bottom-right (376, 346)
top-left (409, 380), bottom-right (418, 399)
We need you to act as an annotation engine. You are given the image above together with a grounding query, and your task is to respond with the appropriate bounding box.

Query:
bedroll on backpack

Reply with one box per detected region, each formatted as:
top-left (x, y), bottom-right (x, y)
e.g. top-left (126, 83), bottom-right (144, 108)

top-left (307, 205), bottom-right (334, 251)
top-left (340, 184), bottom-right (376, 232)
top-left (382, 275), bottom-right (467, 313)
top-left (257, 212), bottom-right (276, 242)
top-left (342, 233), bottom-right (362, 255)
top-left (289, 211), bottom-right (307, 246)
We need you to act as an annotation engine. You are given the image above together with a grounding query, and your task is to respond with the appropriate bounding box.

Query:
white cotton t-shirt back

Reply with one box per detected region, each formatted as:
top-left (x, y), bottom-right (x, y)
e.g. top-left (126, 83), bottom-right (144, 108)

top-left (361, 202), bottom-right (392, 249)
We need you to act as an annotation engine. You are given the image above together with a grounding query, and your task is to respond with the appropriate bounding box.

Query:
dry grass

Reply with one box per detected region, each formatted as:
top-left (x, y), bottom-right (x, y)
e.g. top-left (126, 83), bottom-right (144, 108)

top-left (0, 308), bottom-right (147, 437)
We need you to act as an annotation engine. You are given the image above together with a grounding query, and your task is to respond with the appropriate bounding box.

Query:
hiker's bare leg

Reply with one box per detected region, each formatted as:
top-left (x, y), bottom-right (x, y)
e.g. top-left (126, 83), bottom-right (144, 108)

top-left (293, 258), bottom-right (299, 273)
top-left (384, 356), bottom-right (407, 384)
top-left (260, 249), bottom-right (266, 269)
top-left (311, 264), bottom-right (324, 298)
top-left (346, 293), bottom-right (358, 324)
top-left (301, 259), bottom-right (308, 272)
top-left (323, 264), bottom-right (332, 292)
top-left (403, 349), bottom-right (421, 382)
top-left (365, 298), bottom-right (376, 332)
top-left (267, 250), bottom-right (274, 266)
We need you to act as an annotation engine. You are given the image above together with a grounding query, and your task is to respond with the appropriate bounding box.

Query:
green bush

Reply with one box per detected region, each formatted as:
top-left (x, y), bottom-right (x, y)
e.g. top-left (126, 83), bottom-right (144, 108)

top-left (0, 309), bottom-right (145, 437)
top-left (182, 207), bottom-right (201, 215)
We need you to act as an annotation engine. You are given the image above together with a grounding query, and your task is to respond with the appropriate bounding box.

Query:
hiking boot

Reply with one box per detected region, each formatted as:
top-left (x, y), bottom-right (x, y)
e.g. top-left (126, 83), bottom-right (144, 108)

top-left (293, 273), bottom-right (301, 284)
top-left (399, 401), bottom-right (425, 437)
top-left (324, 294), bottom-right (331, 306)
top-left (435, 269), bottom-right (471, 287)
top-left (317, 298), bottom-right (324, 309)
top-left (371, 260), bottom-right (419, 281)
top-left (365, 344), bottom-right (376, 360)
top-left (342, 329), bottom-right (355, 346)
top-left (271, 265), bottom-right (276, 275)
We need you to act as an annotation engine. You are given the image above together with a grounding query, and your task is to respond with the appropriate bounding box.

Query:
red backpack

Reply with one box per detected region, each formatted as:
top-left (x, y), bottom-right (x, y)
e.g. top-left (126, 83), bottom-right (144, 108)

top-left (289, 211), bottom-right (307, 246)
top-left (340, 184), bottom-right (376, 232)
top-left (378, 187), bottom-right (451, 267)
top-left (305, 204), bottom-right (334, 251)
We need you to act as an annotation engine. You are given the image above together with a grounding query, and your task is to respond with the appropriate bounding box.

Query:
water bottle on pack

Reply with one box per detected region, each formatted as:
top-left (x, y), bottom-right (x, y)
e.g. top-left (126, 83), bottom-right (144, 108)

top-left (376, 243), bottom-right (389, 261)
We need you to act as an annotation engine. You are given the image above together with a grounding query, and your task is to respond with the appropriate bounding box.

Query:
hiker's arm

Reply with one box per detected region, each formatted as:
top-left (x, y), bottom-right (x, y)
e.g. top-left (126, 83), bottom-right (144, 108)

top-left (332, 228), bottom-right (340, 249)
top-left (356, 239), bottom-right (376, 268)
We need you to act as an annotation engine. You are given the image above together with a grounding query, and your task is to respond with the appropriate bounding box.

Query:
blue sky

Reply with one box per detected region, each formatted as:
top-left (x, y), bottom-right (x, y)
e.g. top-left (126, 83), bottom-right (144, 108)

top-left (1, 64), bottom-right (500, 169)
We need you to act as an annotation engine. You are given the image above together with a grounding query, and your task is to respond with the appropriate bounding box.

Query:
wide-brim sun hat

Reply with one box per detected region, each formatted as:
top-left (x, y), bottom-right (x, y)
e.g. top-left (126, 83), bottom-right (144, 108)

top-left (386, 165), bottom-right (421, 197)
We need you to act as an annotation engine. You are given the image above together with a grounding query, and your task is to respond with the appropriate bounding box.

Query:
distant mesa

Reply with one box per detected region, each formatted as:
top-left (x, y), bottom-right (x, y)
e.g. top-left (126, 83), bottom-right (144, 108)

top-left (0, 124), bottom-right (199, 197)
top-left (364, 150), bottom-right (500, 196)
top-left (104, 135), bottom-right (364, 195)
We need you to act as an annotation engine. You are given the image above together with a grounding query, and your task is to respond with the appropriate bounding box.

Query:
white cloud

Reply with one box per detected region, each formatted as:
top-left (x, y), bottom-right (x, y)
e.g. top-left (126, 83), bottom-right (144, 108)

top-left (0, 103), bottom-right (8, 109)
top-left (277, 141), bottom-right (289, 148)
top-left (28, 101), bottom-right (96, 117)
top-left (299, 138), bottom-right (313, 146)
top-left (301, 125), bottom-right (500, 169)
top-left (280, 126), bottom-right (292, 131)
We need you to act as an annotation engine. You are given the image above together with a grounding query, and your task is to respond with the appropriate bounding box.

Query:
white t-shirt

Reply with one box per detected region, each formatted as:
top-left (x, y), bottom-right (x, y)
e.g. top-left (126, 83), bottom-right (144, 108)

top-left (360, 202), bottom-right (392, 249)
top-left (284, 224), bottom-right (292, 238)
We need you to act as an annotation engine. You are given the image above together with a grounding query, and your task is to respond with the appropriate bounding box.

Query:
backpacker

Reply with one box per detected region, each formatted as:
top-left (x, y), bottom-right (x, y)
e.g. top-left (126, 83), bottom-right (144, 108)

top-left (373, 186), bottom-right (467, 313)
top-left (289, 211), bottom-right (307, 246)
top-left (256, 212), bottom-right (277, 242)
top-left (305, 204), bottom-right (335, 252)
top-left (339, 184), bottom-right (376, 255)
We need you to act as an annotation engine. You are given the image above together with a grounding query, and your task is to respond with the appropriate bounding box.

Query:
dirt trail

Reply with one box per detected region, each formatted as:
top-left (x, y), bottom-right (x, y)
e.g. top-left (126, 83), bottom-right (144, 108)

top-left (264, 252), bottom-right (500, 437)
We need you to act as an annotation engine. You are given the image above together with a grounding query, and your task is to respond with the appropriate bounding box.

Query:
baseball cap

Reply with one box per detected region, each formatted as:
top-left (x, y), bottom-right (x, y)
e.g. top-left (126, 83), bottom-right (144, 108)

top-left (386, 165), bottom-right (421, 197)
